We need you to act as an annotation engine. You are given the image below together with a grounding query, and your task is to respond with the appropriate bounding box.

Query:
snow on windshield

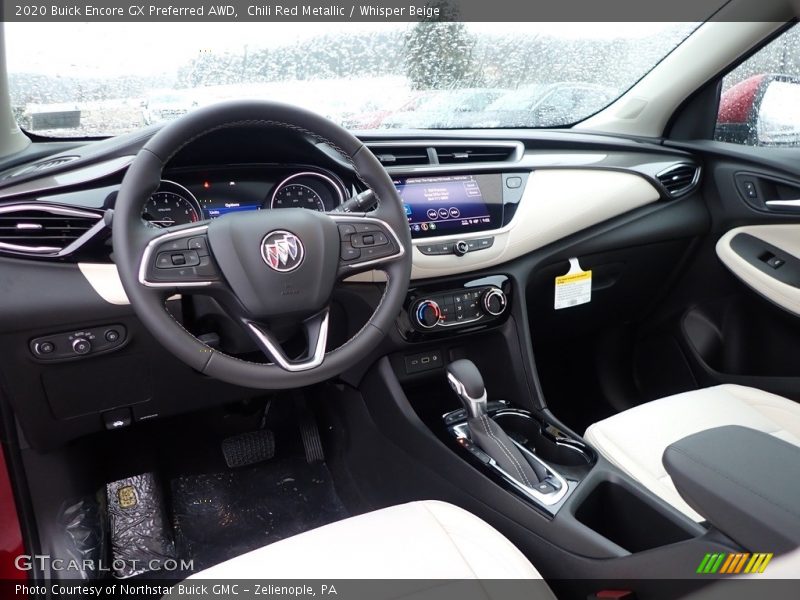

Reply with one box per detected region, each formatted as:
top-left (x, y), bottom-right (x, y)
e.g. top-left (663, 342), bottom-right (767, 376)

top-left (5, 22), bottom-right (696, 137)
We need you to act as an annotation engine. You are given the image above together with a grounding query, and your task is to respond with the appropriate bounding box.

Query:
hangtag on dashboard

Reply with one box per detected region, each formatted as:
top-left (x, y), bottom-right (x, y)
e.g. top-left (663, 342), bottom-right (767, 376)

top-left (554, 257), bottom-right (592, 310)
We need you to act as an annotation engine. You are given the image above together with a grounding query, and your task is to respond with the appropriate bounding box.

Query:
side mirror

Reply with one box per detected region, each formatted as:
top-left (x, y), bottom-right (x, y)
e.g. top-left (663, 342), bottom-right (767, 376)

top-left (716, 74), bottom-right (800, 146)
top-left (756, 79), bottom-right (800, 146)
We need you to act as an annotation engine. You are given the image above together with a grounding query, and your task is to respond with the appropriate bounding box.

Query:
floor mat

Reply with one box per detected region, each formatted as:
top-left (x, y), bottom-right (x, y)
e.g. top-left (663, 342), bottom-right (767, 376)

top-left (170, 457), bottom-right (348, 571)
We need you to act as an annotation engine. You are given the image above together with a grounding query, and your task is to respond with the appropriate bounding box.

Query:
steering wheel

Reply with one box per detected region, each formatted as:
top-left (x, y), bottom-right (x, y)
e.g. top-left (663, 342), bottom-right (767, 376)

top-left (113, 101), bottom-right (412, 389)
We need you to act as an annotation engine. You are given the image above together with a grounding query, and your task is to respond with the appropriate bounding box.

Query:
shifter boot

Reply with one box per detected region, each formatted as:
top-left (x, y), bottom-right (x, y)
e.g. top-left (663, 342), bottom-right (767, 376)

top-left (468, 414), bottom-right (547, 487)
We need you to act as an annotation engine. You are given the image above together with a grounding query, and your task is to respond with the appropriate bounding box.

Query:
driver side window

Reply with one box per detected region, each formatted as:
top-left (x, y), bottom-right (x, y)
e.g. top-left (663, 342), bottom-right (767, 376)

top-left (715, 24), bottom-right (800, 147)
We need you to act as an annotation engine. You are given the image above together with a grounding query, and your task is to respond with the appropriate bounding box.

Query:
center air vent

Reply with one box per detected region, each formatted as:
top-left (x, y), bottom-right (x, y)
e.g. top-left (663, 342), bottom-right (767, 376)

top-left (366, 141), bottom-right (523, 169)
top-left (0, 204), bottom-right (103, 256)
top-left (370, 145), bottom-right (433, 166)
top-left (656, 163), bottom-right (700, 197)
top-left (434, 144), bottom-right (519, 164)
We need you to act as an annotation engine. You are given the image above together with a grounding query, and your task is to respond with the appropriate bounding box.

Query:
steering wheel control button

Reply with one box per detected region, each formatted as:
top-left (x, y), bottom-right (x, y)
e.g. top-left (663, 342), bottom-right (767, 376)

top-left (103, 407), bottom-right (132, 431)
top-left (156, 253), bottom-right (173, 268)
top-left (159, 239), bottom-right (189, 252)
top-left (333, 218), bottom-right (402, 271)
top-left (30, 324), bottom-right (128, 361)
top-left (188, 237), bottom-right (209, 254)
top-left (337, 223), bottom-right (356, 238)
top-left (340, 244), bottom-right (361, 261)
top-left (171, 253), bottom-right (186, 266)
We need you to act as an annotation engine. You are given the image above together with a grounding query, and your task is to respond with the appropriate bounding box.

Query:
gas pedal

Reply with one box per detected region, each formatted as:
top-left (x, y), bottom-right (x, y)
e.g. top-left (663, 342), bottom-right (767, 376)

top-left (296, 397), bottom-right (324, 463)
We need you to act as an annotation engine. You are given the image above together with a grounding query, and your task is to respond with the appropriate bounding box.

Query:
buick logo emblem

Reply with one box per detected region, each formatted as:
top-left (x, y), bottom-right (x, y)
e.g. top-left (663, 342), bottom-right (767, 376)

top-left (261, 230), bottom-right (304, 272)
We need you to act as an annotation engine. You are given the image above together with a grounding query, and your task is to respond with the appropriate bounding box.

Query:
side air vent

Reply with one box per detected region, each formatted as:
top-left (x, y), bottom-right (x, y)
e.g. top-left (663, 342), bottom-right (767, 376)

top-left (656, 163), bottom-right (700, 197)
top-left (0, 204), bottom-right (103, 256)
top-left (3, 155), bottom-right (81, 180)
top-left (434, 144), bottom-right (519, 164)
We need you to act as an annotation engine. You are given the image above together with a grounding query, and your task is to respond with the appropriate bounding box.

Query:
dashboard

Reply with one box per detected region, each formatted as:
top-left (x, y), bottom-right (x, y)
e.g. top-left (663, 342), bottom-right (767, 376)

top-left (0, 126), bottom-right (694, 285)
top-left (0, 124), bottom-right (703, 449)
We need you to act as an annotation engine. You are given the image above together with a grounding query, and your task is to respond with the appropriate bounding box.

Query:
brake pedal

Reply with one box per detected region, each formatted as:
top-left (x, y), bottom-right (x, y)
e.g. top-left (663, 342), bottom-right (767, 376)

top-left (296, 398), bottom-right (324, 463)
top-left (222, 429), bottom-right (275, 468)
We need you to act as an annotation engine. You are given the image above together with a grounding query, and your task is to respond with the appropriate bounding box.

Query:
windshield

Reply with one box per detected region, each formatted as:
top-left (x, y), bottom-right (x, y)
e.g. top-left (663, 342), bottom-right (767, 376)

top-left (5, 22), bottom-right (697, 137)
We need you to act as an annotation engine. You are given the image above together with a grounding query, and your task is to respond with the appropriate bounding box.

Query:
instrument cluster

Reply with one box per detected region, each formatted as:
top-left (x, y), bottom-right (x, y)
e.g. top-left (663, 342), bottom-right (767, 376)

top-left (141, 168), bottom-right (346, 228)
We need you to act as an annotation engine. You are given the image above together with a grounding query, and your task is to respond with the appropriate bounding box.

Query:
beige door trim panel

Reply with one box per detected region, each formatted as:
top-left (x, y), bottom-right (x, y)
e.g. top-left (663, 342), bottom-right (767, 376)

top-left (717, 224), bottom-right (800, 316)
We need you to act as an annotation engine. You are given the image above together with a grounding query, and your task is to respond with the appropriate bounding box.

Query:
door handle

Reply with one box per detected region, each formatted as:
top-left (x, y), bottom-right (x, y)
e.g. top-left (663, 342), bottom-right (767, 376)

top-left (765, 199), bottom-right (800, 209)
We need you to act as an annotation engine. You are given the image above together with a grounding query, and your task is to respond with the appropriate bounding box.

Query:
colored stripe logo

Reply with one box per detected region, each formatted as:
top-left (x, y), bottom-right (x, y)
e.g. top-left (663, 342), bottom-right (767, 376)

top-left (696, 552), bottom-right (773, 574)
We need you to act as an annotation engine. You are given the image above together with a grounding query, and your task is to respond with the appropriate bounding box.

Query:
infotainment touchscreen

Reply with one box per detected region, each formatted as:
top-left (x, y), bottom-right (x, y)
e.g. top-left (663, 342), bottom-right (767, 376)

top-left (394, 174), bottom-right (503, 238)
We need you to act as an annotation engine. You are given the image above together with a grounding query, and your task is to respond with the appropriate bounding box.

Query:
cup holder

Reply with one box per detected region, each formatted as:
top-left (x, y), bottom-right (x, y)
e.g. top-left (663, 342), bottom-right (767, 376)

top-left (493, 411), bottom-right (595, 468)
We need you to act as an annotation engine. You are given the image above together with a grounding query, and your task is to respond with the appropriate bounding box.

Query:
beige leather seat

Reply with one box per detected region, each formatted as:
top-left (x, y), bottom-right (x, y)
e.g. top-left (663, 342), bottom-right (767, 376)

top-left (585, 384), bottom-right (800, 521)
top-left (189, 500), bottom-right (553, 593)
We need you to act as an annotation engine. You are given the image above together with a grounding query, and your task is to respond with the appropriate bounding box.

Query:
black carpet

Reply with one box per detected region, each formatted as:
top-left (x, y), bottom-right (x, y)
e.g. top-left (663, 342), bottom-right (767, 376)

top-left (170, 457), bottom-right (348, 571)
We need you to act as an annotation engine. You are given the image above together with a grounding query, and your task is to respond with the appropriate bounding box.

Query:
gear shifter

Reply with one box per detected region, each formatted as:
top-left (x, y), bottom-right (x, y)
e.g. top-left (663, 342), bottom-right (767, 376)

top-left (446, 359), bottom-right (488, 419)
top-left (446, 359), bottom-right (547, 487)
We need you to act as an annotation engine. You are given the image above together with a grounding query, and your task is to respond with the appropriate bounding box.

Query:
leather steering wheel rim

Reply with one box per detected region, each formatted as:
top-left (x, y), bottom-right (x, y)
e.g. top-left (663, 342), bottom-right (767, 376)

top-left (113, 100), bottom-right (412, 389)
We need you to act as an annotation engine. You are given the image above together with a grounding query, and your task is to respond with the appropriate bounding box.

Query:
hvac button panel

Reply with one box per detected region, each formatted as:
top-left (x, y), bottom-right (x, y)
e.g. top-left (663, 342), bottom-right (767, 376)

top-left (409, 286), bottom-right (507, 332)
top-left (30, 324), bottom-right (128, 361)
top-left (418, 237), bottom-right (494, 256)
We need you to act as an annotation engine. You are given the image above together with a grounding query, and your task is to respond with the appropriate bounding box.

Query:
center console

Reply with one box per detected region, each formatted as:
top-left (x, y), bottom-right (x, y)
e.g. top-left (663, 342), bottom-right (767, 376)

top-left (359, 266), bottom-right (742, 593)
top-left (445, 397), bottom-right (595, 514)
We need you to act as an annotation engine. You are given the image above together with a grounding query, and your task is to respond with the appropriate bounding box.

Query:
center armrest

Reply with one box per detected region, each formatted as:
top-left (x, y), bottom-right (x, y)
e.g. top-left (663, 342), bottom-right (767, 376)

top-left (663, 425), bottom-right (800, 553)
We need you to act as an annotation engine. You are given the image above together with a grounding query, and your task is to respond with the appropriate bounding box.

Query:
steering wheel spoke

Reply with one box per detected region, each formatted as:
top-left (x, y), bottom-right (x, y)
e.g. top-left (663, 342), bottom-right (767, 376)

top-left (245, 309), bottom-right (330, 372)
top-left (332, 214), bottom-right (406, 277)
top-left (138, 223), bottom-right (224, 290)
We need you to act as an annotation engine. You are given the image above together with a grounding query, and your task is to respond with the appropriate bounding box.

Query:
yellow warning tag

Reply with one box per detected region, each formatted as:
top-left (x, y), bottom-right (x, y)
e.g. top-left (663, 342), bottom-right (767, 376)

top-left (117, 485), bottom-right (138, 509)
top-left (554, 258), bottom-right (592, 310)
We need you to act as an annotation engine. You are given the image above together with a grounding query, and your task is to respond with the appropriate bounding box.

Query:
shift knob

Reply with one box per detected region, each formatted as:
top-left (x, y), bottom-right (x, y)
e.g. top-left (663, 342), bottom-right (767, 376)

top-left (446, 359), bottom-right (487, 419)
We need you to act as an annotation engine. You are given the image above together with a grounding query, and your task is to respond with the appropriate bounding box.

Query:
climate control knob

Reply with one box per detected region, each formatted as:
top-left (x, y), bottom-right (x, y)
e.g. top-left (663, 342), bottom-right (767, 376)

top-left (414, 300), bottom-right (441, 329)
top-left (482, 288), bottom-right (507, 316)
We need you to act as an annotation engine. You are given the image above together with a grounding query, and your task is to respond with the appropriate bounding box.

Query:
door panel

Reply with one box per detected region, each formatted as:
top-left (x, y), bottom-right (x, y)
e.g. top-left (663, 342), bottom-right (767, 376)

top-left (631, 143), bottom-right (800, 406)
